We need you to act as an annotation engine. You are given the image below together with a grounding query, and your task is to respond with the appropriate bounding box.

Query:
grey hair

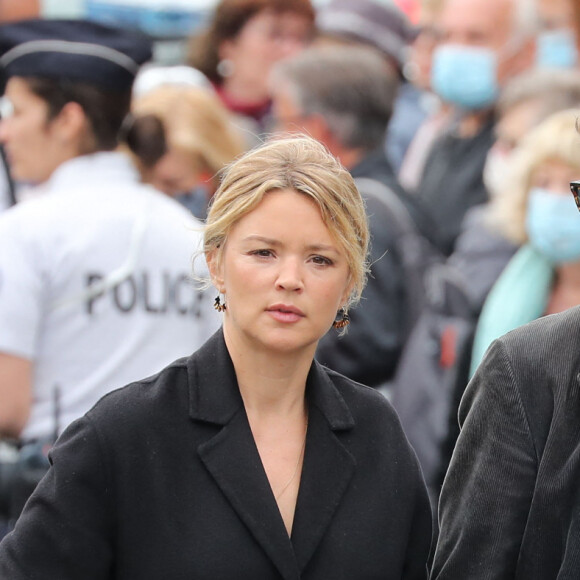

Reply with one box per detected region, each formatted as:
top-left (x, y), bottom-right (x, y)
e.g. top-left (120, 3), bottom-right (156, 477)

top-left (270, 45), bottom-right (398, 151)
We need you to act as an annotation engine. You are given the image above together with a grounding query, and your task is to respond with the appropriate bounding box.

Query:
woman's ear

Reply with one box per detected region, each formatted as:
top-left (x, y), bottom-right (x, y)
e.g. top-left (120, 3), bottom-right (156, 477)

top-left (206, 249), bottom-right (225, 293)
top-left (340, 276), bottom-right (355, 309)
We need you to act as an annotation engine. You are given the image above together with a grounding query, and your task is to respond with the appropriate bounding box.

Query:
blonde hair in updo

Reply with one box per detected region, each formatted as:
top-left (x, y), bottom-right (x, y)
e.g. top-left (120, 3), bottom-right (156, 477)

top-left (204, 135), bottom-right (370, 306)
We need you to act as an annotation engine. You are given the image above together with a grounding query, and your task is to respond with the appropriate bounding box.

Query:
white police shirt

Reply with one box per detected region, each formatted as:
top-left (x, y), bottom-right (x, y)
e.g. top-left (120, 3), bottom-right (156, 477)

top-left (0, 152), bottom-right (220, 441)
top-left (0, 158), bottom-right (12, 213)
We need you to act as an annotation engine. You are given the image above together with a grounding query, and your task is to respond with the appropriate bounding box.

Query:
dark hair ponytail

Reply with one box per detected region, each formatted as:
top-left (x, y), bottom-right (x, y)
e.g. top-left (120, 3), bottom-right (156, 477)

top-left (121, 113), bottom-right (167, 169)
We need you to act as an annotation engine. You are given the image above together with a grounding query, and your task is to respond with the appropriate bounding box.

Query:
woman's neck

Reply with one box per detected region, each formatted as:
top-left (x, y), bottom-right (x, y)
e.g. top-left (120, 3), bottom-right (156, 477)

top-left (223, 326), bottom-right (313, 419)
top-left (216, 79), bottom-right (270, 115)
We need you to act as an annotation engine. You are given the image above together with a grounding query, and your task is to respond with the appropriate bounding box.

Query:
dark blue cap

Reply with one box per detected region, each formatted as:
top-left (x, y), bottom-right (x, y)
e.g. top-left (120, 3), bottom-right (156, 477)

top-left (0, 19), bottom-right (153, 92)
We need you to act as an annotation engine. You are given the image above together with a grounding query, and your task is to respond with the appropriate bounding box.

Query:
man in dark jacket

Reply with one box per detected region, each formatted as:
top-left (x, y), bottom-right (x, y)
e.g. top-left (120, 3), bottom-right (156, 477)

top-left (269, 46), bottom-right (439, 387)
top-left (416, 0), bottom-right (538, 255)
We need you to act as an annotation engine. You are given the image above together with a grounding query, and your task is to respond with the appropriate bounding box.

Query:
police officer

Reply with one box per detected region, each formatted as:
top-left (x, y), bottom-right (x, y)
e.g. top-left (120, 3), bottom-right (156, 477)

top-left (0, 19), bottom-right (220, 444)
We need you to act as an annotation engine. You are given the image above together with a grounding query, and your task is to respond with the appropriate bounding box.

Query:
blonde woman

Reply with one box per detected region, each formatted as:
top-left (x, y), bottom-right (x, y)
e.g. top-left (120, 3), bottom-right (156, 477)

top-left (0, 136), bottom-right (432, 579)
top-left (131, 84), bottom-right (245, 219)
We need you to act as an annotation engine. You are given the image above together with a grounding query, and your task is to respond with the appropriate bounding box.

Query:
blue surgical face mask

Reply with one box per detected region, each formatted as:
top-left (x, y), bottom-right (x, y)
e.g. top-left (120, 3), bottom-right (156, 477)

top-left (526, 187), bottom-right (580, 263)
top-left (536, 28), bottom-right (578, 69)
top-left (431, 44), bottom-right (499, 110)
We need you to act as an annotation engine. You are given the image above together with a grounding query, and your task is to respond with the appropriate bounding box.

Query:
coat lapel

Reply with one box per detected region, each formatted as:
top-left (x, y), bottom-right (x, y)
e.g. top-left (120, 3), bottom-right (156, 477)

top-left (291, 363), bottom-right (356, 573)
top-left (186, 332), bottom-right (358, 578)
top-left (187, 330), bottom-right (300, 580)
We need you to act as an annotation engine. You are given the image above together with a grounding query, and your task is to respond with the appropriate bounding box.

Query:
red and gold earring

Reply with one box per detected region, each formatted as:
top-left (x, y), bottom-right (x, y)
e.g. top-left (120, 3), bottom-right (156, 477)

top-left (214, 295), bottom-right (226, 312)
top-left (332, 308), bottom-right (350, 329)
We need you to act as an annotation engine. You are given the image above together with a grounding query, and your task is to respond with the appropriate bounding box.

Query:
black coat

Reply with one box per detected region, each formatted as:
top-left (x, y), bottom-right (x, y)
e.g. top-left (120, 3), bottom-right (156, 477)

top-left (416, 118), bottom-right (495, 256)
top-left (432, 306), bottom-right (580, 579)
top-left (0, 330), bottom-right (432, 579)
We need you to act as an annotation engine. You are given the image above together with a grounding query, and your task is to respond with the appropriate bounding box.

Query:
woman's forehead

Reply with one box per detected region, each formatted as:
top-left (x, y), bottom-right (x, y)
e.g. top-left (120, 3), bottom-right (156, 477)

top-left (225, 189), bottom-right (334, 239)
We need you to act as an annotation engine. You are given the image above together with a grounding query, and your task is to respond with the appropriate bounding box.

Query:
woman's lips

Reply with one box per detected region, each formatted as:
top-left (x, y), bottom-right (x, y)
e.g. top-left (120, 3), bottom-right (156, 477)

top-left (267, 304), bottom-right (305, 323)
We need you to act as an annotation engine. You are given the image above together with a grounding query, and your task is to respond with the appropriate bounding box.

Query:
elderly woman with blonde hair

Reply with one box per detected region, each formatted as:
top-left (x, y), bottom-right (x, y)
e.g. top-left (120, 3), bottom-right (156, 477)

top-left (469, 107), bottom-right (580, 371)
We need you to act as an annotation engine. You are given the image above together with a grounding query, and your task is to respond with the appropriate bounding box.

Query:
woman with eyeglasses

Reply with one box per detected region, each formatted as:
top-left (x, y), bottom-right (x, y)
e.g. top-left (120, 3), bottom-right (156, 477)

top-left (432, 108), bottom-right (580, 578)
top-left (187, 0), bottom-right (315, 148)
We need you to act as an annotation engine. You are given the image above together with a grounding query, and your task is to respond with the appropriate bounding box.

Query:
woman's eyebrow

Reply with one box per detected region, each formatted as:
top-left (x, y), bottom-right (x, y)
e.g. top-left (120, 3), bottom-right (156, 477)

top-left (243, 235), bottom-right (338, 253)
top-left (242, 235), bottom-right (280, 246)
top-left (306, 243), bottom-right (339, 254)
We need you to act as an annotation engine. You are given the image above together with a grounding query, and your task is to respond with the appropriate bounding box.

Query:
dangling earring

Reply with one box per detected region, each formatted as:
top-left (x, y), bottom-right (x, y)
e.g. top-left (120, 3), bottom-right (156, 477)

top-left (217, 59), bottom-right (234, 78)
top-left (214, 295), bottom-right (226, 312)
top-left (332, 308), bottom-right (350, 329)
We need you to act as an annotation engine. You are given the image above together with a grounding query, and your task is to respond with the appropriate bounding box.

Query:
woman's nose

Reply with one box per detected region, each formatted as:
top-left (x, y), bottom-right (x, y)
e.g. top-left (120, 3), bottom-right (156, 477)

top-left (275, 257), bottom-right (304, 292)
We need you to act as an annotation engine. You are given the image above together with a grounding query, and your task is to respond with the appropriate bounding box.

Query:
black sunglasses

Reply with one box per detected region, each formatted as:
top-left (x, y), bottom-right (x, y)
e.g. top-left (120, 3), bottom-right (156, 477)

top-left (570, 181), bottom-right (580, 212)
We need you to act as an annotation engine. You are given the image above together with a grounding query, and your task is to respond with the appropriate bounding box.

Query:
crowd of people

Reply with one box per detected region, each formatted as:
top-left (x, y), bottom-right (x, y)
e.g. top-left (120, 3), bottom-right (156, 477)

top-left (1, 0), bottom-right (580, 577)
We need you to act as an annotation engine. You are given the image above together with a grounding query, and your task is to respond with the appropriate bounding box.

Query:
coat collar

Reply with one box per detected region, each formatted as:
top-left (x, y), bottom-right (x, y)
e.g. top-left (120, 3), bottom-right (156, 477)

top-left (186, 329), bottom-right (357, 579)
top-left (187, 328), bottom-right (355, 431)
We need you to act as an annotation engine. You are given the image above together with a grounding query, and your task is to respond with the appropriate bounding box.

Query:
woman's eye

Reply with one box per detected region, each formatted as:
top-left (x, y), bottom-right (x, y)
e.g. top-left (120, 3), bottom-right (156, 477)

top-left (250, 249), bottom-right (274, 257)
top-left (311, 255), bottom-right (333, 266)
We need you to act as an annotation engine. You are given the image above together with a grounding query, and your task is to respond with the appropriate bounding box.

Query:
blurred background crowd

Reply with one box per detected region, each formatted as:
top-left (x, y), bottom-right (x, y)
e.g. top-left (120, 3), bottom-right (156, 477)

top-left (2, 0), bottom-right (580, 529)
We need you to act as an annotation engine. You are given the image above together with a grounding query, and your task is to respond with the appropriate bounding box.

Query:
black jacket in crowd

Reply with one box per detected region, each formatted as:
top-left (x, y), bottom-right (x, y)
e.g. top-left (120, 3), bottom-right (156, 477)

top-left (0, 329), bottom-right (432, 579)
top-left (416, 117), bottom-right (495, 256)
top-left (316, 148), bottom-right (439, 387)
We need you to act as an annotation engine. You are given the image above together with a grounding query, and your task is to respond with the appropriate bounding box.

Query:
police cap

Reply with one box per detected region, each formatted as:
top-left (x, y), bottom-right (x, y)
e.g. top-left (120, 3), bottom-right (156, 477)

top-left (0, 19), bottom-right (153, 92)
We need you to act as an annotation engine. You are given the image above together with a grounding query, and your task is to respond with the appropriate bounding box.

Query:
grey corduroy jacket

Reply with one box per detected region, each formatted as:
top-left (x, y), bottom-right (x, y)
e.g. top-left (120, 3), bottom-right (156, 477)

top-left (432, 305), bottom-right (580, 579)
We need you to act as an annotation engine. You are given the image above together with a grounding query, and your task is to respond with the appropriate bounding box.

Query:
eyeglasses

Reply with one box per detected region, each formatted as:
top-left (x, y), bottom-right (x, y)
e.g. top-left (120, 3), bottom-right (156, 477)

top-left (570, 181), bottom-right (580, 212)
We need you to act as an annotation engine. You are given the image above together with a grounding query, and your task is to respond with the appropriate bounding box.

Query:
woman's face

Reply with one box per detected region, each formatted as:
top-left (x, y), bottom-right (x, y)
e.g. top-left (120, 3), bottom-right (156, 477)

top-left (525, 157), bottom-right (580, 264)
top-left (210, 189), bottom-right (352, 356)
top-left (530, 158), bottom-right (579, 196)
top-left (0, 77), bottom-right (72, 183)
top-left (220, 9), bottom-right (312, 99)
top-left (146, 148), bottom-right (203, 196)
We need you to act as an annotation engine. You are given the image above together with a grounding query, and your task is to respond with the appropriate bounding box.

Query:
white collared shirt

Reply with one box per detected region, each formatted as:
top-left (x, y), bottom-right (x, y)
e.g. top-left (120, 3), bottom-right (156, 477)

top-left (0, 151), bottom-right (220, 440)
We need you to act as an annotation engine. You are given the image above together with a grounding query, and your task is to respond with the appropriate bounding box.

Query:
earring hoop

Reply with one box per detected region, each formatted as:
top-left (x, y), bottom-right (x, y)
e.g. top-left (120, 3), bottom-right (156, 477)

top-left (332, 308), bottom-right (350, 329)
top-left (214, 295), bottom-right (226, 312)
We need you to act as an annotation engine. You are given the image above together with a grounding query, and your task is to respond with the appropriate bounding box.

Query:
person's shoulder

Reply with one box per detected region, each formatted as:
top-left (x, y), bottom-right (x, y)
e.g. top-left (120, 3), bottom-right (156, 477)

top-left (320, 365), bottom-right (425, 475)
top-left (481, 307), bottom-right (580, 403)
top-left (321, 365), bottom-right (401, 425)
top-left (85, 356), bottom-right (191, 430)
top-left (0, 190), bottom-right (54, 222)
top-left (499, 306), bottom-right (580, 357)
top-left (0, 194), bottom-right (65, 246)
